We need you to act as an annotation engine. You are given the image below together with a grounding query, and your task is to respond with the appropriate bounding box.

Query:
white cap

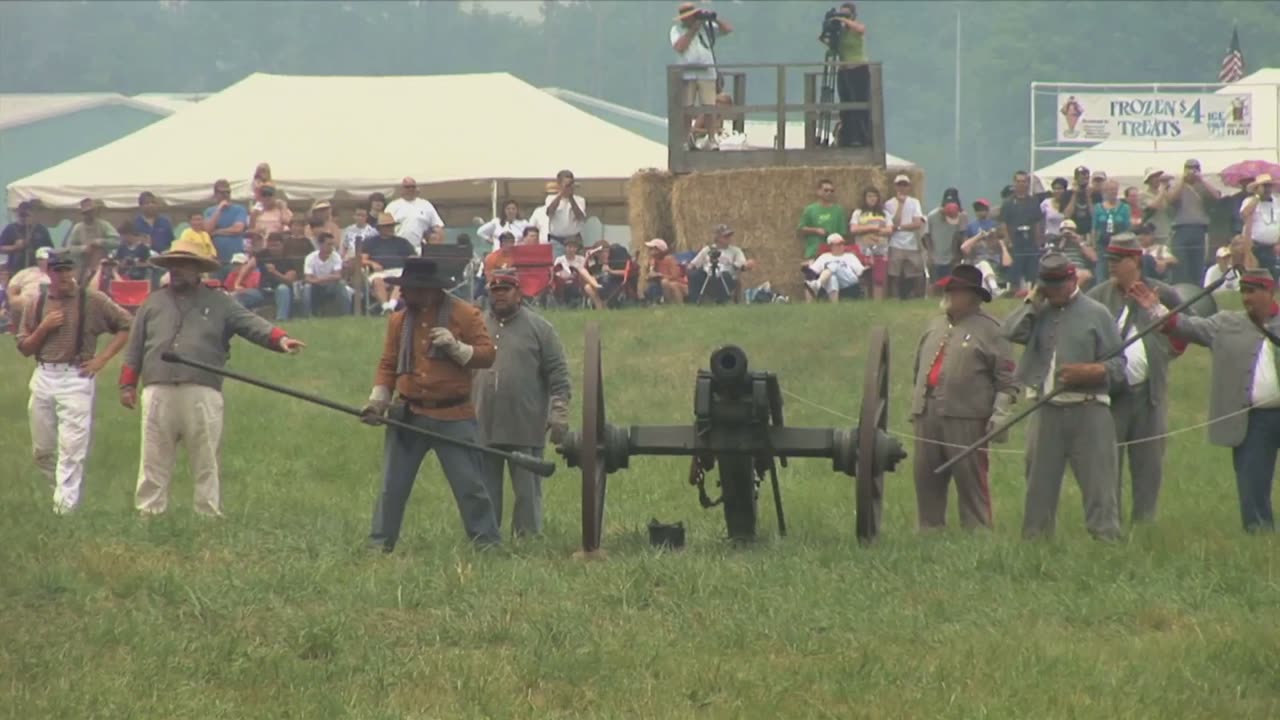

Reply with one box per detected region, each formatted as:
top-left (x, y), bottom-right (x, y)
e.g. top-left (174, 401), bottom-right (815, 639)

top-left (826, 233), bottom-right (845, 244)
top-left (1216, 246), bottom-right (1231, 259)
top-left (893, 174), bottom-right (911, 185)
top-left (35, 247), bottom-right (52, 260)
top-left (230, 252), bottom-right (249, 264)
top-left (644, 238), bottom-right (668, 252)
top-left (1143, 167), bottom-right (1165, 182)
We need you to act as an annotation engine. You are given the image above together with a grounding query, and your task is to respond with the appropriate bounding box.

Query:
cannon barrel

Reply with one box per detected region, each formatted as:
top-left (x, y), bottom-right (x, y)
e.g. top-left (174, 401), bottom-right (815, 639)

top-left (709, 345), bottom-right (749, 387)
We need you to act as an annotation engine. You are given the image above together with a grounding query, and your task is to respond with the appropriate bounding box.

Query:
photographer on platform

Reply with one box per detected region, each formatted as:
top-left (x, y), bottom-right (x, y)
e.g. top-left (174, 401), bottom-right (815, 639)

top-left (819, 2), bottom-right (869, 147)
top-left (672, 2), bottom-right (732, 151)
top-left (687, 224), bottom-right (754, 304)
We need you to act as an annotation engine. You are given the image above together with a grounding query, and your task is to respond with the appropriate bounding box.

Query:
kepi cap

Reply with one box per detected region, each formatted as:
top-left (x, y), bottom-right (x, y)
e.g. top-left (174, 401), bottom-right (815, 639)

top-left (487, 267), bottom-right (520, 290)
top-left (1105, 232), bottom-right (1144, 258)
top-left (1037, 252), bottom-right (1078, 286)
top-left (46, 250), bottom-right (75, 270)
top-left (1240, 268), bottom-right (1275, 290)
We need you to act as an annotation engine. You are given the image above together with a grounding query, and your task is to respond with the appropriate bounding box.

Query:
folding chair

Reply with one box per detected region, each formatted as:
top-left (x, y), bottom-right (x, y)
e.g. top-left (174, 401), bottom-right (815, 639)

top-left (511, 243), bottom-right (554, 307)
top-left (109, 279), bottom-right (151, 312)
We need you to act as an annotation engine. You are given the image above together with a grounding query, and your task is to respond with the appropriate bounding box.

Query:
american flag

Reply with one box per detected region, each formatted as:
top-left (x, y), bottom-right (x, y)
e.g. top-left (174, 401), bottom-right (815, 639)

top-left (1218, 26), bottom-right (1245, 84)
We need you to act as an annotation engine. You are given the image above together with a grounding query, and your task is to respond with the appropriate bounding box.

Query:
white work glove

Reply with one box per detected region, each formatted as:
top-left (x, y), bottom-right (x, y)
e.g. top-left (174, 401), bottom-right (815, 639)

top-left (987, 392), bottom-right (1016, 444)
top-left (362, 386), bottom-right (392, 425)
top-left (429, 326), bottom-right (474, 366)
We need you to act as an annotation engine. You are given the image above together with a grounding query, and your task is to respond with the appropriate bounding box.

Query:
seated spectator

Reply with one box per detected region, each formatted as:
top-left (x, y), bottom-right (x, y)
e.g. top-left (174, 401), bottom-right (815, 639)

top-left (687, 224), bottom-right (753, 304)
top-left (112, 222), bottom-right (154, 281)
top-left (303, 233), bottom-right (353, 316)
top-left (363, 212), bottom-right (417, 314)
top-left (239, 231), bottom-right (301, 319)
top-left (554, 236), bottom-right (603, 308)
top-left (518, 225), bottom-right (542, 246)
top-left (251, 162), bottom-right (273, 211)
top-left (341, 207), bottom-right (378, 262)
top-left (1053, 219), bottom-right (1096, 288)
top-left (283, 215), bottom-right (313, 260)
top-left (484, 231), bottom-right (517, 277)
top-left (224, 252), bottom-right (260, 295)
top-left (643, 238), bottom-right (687, 305)
top-left (804, 233), bottom-right (865, 302)
top-left (1203, 245), bottom-right (1241, 295)
top-left (250, 182), bottom-right (292, 237)
top-left (1136, 222), bottom-right (1176, 281)
top-left (177, 212), bottom-right (217, 260)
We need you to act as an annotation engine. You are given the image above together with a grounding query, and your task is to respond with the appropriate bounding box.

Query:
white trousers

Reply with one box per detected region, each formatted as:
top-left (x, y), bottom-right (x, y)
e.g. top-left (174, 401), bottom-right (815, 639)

top-left (27, 364), bottom-right (95, 512)
top-left (817, 264), bottom-right (859, 293)
top-left (135, 384), bottom-right (224, 516)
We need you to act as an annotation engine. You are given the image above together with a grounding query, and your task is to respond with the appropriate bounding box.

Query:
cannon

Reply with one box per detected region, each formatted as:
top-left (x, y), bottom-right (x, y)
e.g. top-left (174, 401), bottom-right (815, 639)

top-left (556, 323), bottom-right (907, 553)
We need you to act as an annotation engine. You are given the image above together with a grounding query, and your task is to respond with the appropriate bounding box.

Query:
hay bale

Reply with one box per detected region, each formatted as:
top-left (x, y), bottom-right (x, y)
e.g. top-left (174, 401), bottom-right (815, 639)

top-left (670, 165), bottom-right (925, 299)
top-left (627, 169), bottom-right (676, 248)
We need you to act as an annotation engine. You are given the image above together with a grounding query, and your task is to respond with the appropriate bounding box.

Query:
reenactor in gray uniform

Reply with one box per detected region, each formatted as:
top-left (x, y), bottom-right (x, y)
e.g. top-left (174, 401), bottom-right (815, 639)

top-left (1131, 268), bottom-right (1280, 532)
top-left (910, 264), bottom-right (1017, 529)
top-left (1003, 253), bottom-right (1127, 540)
top-left (473, 268), bottom-right (572, 537)
top-left (1087, 233), bottom-right (1185, 523)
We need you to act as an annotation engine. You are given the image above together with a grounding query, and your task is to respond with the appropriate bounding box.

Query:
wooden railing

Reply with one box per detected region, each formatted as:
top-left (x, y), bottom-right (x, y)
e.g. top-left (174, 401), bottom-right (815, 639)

top-left (666, 61), bottom-right (886, 174)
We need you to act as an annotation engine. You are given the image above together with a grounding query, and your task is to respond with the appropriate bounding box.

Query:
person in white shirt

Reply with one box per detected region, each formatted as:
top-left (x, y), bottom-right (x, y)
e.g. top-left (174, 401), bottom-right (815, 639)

top-left (1241, 174), bottom-right (1278, 279)
top-left (475, 200), bottom-right (531, 250)
top-left (554, 236), bottom-right (603, 308)
top-left (302, 233), bottom-right (352, 316)
top-left (341, 208), bottom-right (380, 262)
top-left (544, 170), bottom-right (587, 253)
top-left (883, 174), bottom-right (927, 300)
top-left (804, 233), bottom-right (865, 302)
top-left (1204, 245), bottom-right (1242, 295)
top-left (671, 2), bottom-right (733, 150)
top-left (1041, 177), bottom-right (1069, 238)
top-left (385, 176), bottom-right (443, 253)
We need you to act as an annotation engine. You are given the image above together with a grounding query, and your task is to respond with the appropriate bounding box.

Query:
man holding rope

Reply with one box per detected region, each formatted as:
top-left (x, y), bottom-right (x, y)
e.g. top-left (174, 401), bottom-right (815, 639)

top-left (1087, 233), bottom-right (1185, 524)
top-left (910, 264), bottom-right (1016, 529)
top-left (1003, 252), bottom-right (1126, 540)
top-left (1131, 268), bottom-right (1280, 532)
top-left (361, 253), bottom-right (501, 551)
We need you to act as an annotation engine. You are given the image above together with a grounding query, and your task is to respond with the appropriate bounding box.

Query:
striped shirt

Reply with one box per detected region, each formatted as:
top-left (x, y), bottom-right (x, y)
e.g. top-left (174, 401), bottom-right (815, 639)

top-left (17, 287), bottom-right (132, 364)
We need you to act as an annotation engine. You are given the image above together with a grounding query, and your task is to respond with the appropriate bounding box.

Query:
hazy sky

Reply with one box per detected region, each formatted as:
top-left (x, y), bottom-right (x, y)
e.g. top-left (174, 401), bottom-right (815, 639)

top-left (463, 0), bottom-right (545, 22)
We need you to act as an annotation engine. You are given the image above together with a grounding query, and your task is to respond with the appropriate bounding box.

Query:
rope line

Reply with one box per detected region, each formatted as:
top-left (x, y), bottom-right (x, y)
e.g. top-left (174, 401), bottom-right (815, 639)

top-left (779, 388), bottom-right (1265, 454)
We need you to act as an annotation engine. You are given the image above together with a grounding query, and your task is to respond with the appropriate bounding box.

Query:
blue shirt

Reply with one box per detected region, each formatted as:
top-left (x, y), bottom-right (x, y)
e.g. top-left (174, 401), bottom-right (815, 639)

top-left (1092, 202), bottom-right (1131, 244)
top-left (204, 203), bottom-right (249, 264)
top-left (966, 218), bottom-right (997, 237)
top-left (134, 214), bottom-right (175, 253)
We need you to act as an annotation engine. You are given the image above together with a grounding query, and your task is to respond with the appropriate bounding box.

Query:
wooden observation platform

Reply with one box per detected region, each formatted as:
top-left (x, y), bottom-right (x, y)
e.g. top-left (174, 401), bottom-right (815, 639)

top-left (666, 61), bottom-right (886, 174)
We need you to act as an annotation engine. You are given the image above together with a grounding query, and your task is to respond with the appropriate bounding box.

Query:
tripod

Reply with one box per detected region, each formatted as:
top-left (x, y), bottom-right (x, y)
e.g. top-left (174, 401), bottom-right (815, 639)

top-left (816, 46), bottom-right (840, 147)
top-left (696, 260), bottom-right (734, 305)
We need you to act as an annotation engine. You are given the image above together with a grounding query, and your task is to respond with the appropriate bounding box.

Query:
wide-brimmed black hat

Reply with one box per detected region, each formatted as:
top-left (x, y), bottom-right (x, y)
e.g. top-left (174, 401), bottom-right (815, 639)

top-left (386, 246), bottom-right (471, 289)
top-left (936, 264), bottom-right (991, 302)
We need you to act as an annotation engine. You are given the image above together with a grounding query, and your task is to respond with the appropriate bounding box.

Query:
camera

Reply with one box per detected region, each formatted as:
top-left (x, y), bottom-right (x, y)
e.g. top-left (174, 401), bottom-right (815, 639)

top-left (693, 8), bottom-right (717, 21)
top-left (820, 7), bottom-right (847, 45)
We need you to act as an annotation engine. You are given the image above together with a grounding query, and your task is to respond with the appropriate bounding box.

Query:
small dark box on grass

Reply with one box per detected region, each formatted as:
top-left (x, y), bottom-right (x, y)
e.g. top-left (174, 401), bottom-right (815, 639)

top-left (648, 519), bottom-right (686, 550)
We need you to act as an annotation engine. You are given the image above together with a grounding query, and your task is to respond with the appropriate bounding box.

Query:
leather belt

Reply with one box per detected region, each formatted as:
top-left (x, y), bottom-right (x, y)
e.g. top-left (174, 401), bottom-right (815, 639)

top-left (409, 396), bottom-right (469, 411)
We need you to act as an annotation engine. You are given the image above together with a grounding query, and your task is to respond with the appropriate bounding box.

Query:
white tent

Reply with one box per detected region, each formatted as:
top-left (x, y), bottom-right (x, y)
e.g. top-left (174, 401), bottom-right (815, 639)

top-left (1035, 69), bottom-right (1280, 192)
top-left (0, 93), bottom-right (182, 132)
top-left (6, 73), bottom-right (668, 222)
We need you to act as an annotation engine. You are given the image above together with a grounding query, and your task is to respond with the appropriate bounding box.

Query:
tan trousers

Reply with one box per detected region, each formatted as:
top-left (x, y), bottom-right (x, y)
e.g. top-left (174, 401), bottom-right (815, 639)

top-left (135, 384), bottom-right (224, 516)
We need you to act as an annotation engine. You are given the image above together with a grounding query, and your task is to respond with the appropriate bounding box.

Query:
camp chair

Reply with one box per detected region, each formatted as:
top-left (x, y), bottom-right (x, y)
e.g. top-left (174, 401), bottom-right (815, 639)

top-left (600, 258), bottom-right (638, 309)
top-left (109, 279), bottom-right (151, 312)
top-left (511, 243), bottom-right (554, 306)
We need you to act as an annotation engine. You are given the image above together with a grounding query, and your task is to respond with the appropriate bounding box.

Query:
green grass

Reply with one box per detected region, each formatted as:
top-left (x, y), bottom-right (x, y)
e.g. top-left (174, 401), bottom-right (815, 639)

top-left (2, 299), bottom-right (1278, 719)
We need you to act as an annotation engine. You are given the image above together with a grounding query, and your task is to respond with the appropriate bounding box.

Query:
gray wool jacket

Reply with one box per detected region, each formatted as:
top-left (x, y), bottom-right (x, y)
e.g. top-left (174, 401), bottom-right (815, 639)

top-left (1154, 306), bottom-right (1280, 447)
top-left (472, 306), bottom-right (571, 448)
top-left (1086, 278), bottom-right (1183, 407)
top-left (1001, 292), bottom-right (1127, 400)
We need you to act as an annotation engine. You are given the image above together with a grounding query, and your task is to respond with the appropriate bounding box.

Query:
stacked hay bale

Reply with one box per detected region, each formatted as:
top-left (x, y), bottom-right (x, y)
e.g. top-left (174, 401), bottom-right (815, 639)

top-left (627, 169), bottom-right (676, 285)
top-left (643, 165), bottom-right (924, 299)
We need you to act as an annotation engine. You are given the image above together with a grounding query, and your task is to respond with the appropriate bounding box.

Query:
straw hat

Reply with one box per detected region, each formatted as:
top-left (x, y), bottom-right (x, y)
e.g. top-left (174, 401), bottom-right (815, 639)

top-left (150, 236), bottom-right (221, 273)
top-left (674, 2), bottom-right (700, 21)
top-left (1247, 174), bottom-right (1274, 192)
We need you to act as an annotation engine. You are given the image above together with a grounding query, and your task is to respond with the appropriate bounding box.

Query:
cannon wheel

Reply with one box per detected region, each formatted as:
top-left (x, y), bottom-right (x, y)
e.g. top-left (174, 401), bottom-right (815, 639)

top-left (580, 323), bottom-right (609, 553)
top-left (855, 326), bottom-right (890, 542)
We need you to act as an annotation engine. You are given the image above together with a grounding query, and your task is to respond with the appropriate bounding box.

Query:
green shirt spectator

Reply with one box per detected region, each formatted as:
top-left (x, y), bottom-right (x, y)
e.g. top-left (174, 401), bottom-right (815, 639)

top-left (797, 180), bottom-right (848, 259)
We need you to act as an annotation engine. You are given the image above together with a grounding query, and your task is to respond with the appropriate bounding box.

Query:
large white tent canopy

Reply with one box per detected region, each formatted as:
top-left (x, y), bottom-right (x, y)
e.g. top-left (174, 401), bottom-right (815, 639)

top-left (1035, 69), bottom-right (1280, 192)
top-left (6, 73), bottom-right (668, 221)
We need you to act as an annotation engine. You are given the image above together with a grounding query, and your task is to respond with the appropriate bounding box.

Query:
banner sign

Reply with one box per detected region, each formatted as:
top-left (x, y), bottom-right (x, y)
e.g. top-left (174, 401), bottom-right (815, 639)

top-left (1056, 92), bottom-right (1252, 143)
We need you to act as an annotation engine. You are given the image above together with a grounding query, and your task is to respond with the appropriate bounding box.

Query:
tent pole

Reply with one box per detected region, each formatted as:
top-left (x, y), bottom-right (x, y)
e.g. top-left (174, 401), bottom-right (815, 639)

top-left (490, 180), bottom-right (498, 221)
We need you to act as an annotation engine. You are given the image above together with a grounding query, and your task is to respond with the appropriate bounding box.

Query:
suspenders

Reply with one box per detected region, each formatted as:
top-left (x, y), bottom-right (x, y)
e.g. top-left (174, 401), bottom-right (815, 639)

top-left (34, 285), bottom-right (88, 362)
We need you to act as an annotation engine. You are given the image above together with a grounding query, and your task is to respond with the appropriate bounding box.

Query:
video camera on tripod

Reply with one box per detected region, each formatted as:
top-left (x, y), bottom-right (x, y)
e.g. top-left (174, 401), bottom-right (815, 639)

top-left (819, 6), bottom-right (849, 47)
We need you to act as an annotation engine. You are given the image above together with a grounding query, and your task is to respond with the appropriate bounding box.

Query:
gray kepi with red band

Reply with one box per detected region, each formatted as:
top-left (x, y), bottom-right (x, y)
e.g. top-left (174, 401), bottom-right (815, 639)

top-left (935, 263), bottom-right (991, 302)
top-left (1105, 232), bottom-right (1145, 259)
top-left (1037, 252), bottom-right (1077, 287)
top-left (1239, 267), bottom-right (1276, 291)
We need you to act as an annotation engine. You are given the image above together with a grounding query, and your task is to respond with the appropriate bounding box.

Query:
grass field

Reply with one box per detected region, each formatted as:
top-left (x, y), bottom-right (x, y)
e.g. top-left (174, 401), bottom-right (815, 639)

top-left (2, 298), bottom-right (1278, 719)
